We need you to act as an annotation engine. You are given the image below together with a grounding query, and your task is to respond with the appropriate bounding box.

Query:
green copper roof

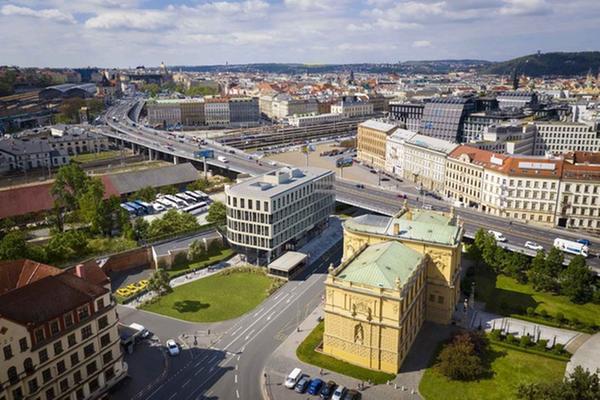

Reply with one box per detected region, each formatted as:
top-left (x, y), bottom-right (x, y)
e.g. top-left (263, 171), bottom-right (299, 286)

top-left (337, 241), bottom-right (423, 289)
top-left (345, 212), bottom-right (461, 246)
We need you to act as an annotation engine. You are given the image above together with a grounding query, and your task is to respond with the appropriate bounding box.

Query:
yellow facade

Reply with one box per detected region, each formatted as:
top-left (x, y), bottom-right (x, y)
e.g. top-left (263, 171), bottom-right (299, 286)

top-left (323, 208), bottom-right (463, 374)
top-left (357, 122), bottom-right (397, 171)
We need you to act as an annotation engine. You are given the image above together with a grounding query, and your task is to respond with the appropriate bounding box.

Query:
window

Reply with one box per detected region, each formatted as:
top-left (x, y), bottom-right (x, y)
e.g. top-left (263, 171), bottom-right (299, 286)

top-left (12, 388), bottom-right (23, 400)
top-left (34, 329), bottom-right (45, 343)
top-left (86, 361), bottom-right (97, 375)
top-left (42, 368), bottom-right (52, 383)
top-left (103, 350), bottom-right (113, 364)
top-left (437, 296), bottom-right (444, 304)
top-left (64, 313), bottom-right (74, 328)
top-left (50, 320), bottom-right (60, 336)
top-left (24, 357), bottom-right (34, 373)
top-left (59, 378), bottom-right (69, 392)
top-left (57, 360), bottom-right (66, 375)
top-left (429, 294), bottom-right (435, 302)
top-left (28, 378), bottom-right (38, 394)
top-left (53, 341), bottom-right (63, 356)
top-left (19, 337), bottom-right (28, 352)
top-left (45, 387), bottom-right (55, 400)
top-left (81, 325), bottom-right (92, 340)
top-left (96, 298), bottom-right (105, 310)
top-left (76, 388), bottom-right (85, 400)
top-left (100, 333), bottom-right (110, 348)
top-left (73, 370), bottom-right (82, 384)
top-left (68, 334), bottom-right (76, 348)
top-left (98, 316), bottom-right (108, 330)
top-left (70, 352), bottom-right (80, 366)
top-left (78, 306), bottom-right (89, 321)
top-left (84, 343), bottom-right (95, 358)
top-left (8, 366), bottom-right (18, 384)
top-left (38, 349), bottom-right (48, 363)
top-left (3, 344), bottom-right (13, 360)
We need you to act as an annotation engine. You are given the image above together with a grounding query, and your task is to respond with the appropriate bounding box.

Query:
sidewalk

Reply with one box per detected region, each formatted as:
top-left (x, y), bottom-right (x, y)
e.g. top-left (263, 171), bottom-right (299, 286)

top-left (263, 305), bottom-right (454, 400)
top-left (298, 217), bottom-right (343, 265)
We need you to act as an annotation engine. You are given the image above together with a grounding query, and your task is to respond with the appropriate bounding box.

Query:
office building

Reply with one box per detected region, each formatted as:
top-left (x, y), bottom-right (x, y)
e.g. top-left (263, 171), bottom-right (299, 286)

top-left (228, 97), bottom-right (259, 125)
top-left (496, 91), bottom-right (538, 110)
top-left (323, 206), bottom-right (464, 373)
top-left (179, 100), bottom-right (205, 126)
top-left (388, 102), bottom-right (424, 133)
top-left (331, 98), bottom-right (374, 118)
top-left (146, 100), bottom-right (183, 127)
top-left (418, 97), bottom-right (475, 142)
top-left (225, 167), bottom-right (335, 263)
top-left (356, 120), bottom-right (398, 171)
top-left (204, 98), bottom-right (230, 126)
top-left (0, 260), bottom-right (126, 400)
top-left (462, 110), bottom-right (526, 142)
top-left (533, 121), bottom-right (600, 155)
top-left (469, 123), bottom-right (535, 155)
top-left (268, 94), bottom-right (319, 120)
top-left (384, 128), bottom-right (416, 177)
top-left (403, 134), bottom-right (458, 193)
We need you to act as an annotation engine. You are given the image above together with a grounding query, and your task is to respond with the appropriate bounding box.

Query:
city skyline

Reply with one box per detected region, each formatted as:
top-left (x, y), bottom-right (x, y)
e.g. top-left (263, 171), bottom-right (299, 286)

top-left (1, 0), bottom-right (599, 68)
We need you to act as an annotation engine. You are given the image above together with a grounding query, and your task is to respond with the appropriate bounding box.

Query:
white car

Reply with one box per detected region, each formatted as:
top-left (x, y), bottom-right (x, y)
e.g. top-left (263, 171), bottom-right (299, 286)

top-left (524, 241), bottom-right (544, 251)
top-left (488, 230), bottom-right (507, 242)
top-left (331, 385), bottom-right (346, 400)
top-left (166, 339), bottom-right (180, 356)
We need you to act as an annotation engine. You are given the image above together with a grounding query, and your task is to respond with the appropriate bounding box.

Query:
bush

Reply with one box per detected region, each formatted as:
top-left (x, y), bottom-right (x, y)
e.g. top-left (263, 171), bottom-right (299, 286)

top-left (436, 332), bottom-right (488, 381)
top-left (506, 334), bottom-right (517, 344)
top-left (489, 329), bottom-right (504, 341)
top-left (536, 339), bottom-right (549, 350)
top-left (520, 335), bottom-right (532, 347)
top-left (555, 312), bottom-right (565, 324)
top-left (172, 252), bottom-right (189, 268)
top-left (526, 307), bottom-right (535, 316)
top-left (553, 343), bottom-right (566, 355)
top-left (539, 309), bottom-right (548, 319)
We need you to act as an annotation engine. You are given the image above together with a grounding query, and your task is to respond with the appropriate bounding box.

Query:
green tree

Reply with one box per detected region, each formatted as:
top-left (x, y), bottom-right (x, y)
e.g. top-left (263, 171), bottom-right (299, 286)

top-left (206, 201), bottom-right (226, 224)
top-left (436, 332), bottom-right (488, 381)
top-left (77, 178), bottom-right (105, 225)
top-left (529, 250), bottom-right (556, 292)
top-left (546, 247), bottom-right (565, 280)
top-left (45, 230), bottom-right (89, 263)
top-left (56, 98), bottom-right (86, 123)
top-left (134, 186), bottom-right (157, 202)
top-left (160, 185), bottom-right (178, 195)
top-left (147, 269), bottom-right (172, 296)
top-left (560, 255), bottom-right (594, 304)
top-left (186, 86), bottom-right (219, 97)
top-left (187, 239), bottom-right (204, 262)
top-left (187, 180), bottom-right (210, 192)
top-left (51, 164), bottom-right (90, 231)
top-left (147, 209), bottom-right (200, 240)
top-left (503, 252), bottom-right (530, 283)
top-left (0, 231), bottom-right (29, 261)
top-left (142, 83), bottom-right (161, 97)
top-left (517, 366), bottom-right (600, 400)
top-left (132, 218), bottom-right (149, 242)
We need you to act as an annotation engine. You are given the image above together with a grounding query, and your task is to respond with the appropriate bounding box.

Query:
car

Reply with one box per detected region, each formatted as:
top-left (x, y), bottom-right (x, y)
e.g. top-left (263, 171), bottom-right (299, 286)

top-left (524, 241), bottom-right (544, 251)
top-left (423, 204), bottom-right (433, 210)
top-left (369, 169), bottom-right (377, 174)
top-left (307, 378), bottom-right (324, 395)
top-left (356, 184), bottom-right (365, 189)
top-left (294, 375), bottom-right (310, 393)
top-left (285, 368), bottom-right (302, 389)
top-left (331, 385), bottom-right (346, 400)
top-left (397, 193), bottom-right (407, 199)
top-left (488, 230), bottom-right (507, 242)
top-left (578, 239), bottom-right (591, 246)
top-left (228, 149), bottom-right (236, 154)
top-left (320, 381), bottom-right (336, 399)
top-left (381, 177), bottom-right (390, 181)
top-left (342, 389), bottom-right (361, 400)
top-left (166, 339), bottom-right (179, 356)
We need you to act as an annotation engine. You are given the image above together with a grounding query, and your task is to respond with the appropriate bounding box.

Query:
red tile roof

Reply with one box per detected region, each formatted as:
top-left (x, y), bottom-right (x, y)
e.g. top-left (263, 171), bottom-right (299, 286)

top-left (0, 259), bottom-right (61, 295)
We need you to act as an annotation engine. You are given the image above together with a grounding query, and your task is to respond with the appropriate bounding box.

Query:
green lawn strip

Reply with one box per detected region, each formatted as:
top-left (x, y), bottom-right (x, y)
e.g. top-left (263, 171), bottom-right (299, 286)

top-left (141, 271), bottom-right (274, 322)
top-left (72, 150), bottom-right (122, 163)
top-left (473, 265), bottom-right (600, 327)
top-left (419, 343), bottom-right (566, 400)
top-left (487, 338), bottom-right (570, 361)
top-left (166, 248), bottom-right (235, 278)
top-left (296, 322), bottom-right (395, 385)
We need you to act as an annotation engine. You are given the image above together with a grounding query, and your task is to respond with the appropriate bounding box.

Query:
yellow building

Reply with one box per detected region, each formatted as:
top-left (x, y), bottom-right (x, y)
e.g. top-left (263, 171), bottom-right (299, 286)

top-left (357, 120), bottom-right (398, 171)
top-left (323, 206), bottom-right (464, 373)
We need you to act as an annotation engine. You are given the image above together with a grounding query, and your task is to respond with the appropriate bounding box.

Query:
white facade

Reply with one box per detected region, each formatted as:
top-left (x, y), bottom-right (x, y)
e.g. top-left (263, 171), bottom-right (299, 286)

top-left (402, 134), bottom-right (458, 193)
top-left (225, 167), bottom-right (335, 263)
top-left (384, 128), bottom-right (415, 177)
top-left (534, 121), bottom-right (600, 155)
top-left (287, 113), bottom-right (343, 127)
top-left (331, 101), bottom-right (374, 118)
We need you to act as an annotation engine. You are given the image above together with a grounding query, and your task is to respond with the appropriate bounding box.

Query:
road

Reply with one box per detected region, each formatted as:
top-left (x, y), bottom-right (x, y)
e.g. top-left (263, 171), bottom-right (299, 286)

top-left (118, 240), bottom-right (342, 400)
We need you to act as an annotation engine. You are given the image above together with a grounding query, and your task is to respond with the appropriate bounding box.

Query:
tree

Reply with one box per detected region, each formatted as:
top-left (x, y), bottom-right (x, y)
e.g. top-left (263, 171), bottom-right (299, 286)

top-left (517, 366), bottom-right (600, 400)
top-left (57, 98), bottom-right (86, 123)
top-left (147, 209), bottom-right (200, 241)
top-left (187, 180), bottom-right (210, 192)
top-left (147, 269), bottom-right (172, 296)
top-left (142, 83), bottom-right (160, 97)
top-left (206, 201), bottom-right (226, 224)
top-left (77, 178), bottom-right (105, 226)
top-left (187, 239), bottom-right (204, 262)
top-left (51, 164), bottom-right (90, 231)
top-left (529, 250), bottom-right (557, 292)
top-left (560, 255), bottom-right (594, 304)
top-left (160, 185), bottom-right (178, 195)
top-left (132, 218), bottom-right (149, 242)
top-left (45, 230), bottom-right (89, 263)
top-left (546, 247), bottom-right (565, 280)
top-left (503, 252), bottom-right (530, 283)
top-left (436, 332), bottom-right (488, 381)
top-left (134, 186), bottom-right (157, 203)
top-left (0, 231), bottom-right (29, 261)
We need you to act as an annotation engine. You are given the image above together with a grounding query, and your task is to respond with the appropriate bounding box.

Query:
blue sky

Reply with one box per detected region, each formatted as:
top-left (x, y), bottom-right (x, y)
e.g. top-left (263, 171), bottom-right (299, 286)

top-left (1, 0), bottom-right (598, 68)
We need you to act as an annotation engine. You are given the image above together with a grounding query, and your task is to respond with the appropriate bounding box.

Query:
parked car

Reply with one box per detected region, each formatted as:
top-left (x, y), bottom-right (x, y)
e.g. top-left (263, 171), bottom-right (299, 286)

top-left (524, 241), bottom-right (544, 251)
top-left (308, 378), bottom-right (324, 395)
top-left (342, 389), bottom-right (362, 400)
top-left (166, 339), bottom-right (179, 356)
top-left (488, 230), bottom-right (507, 242)
top-left (331, 385), bottom-right (346, 400)
top-left (294, 375), bottom-right (310, 393)
top-left (356, 184), bottom-right (365, 189)
top-left (369, 169), bottom-right (377, 174)
top-left (397, 193), bottom-right (407, 199)
top-left (320, 381), bottom-right (336, 399)
top-left (423, 204), bottom-right (433, 210)
top-left (285, 368), bottom-right (302, 389)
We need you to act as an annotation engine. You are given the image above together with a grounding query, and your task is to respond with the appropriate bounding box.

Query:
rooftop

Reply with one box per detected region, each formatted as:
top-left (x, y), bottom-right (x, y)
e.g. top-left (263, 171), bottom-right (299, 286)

top-left (405, 133), bottom-right (459, 154)
top-left (268, 251), bottom-right (308, 273)
top-left (336, 241), bottom-right (423, 290)
top-left (359, 119), bottom-right (398, 133)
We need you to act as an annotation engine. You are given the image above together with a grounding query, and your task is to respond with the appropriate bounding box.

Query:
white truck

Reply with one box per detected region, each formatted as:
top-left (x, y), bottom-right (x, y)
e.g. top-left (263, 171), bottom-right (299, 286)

top-left (553, 238), bottom-right (589, 257)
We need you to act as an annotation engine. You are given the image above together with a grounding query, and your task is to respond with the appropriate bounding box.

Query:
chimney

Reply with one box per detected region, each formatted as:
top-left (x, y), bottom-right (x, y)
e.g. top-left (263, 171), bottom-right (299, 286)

top-left (393, 223), bottom-right (400, 236)
top-left (75, 264), bottom-right (85, 279)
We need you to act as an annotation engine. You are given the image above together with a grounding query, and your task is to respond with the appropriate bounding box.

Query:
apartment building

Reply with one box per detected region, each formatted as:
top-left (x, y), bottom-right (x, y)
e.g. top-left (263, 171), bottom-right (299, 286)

top-left (225, 167), bottom-right (335, 264)
top-left (384, 128), bottom-right (416, 177)
top-left (228, 97), bottom-right (259, 125)
top-left (0, 260), bottom-right (125, 400)
top-left (204, 98), bottom-right (230, 126)
top-left (44, 130), bottom-right (110, 156)
top-left (268, 94), bottom-right (318, 120)
top-left (558, 152), bottom-right (600, 232)
top-left (146, 99), bottom-right (182, 126)
top-left (356, 120), bottom-right (398, 171)
top-left (533, 121), bottom-right (600, 155)
top-left (0, 140), bottom-right (69, 171)
top-left (403, 134), bottom-right (458, 193)
top-left (180, 99), bottom-right (205, 126)
top-left (331, 99), bottom-right (374, 118)
top-left (445, 146), bottom-right (498, 208)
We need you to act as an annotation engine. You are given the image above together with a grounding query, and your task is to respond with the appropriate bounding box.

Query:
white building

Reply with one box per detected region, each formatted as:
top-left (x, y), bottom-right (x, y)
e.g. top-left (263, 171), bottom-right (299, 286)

top-left (287, 112), bottom-right (343, 127)
top-left (269, 94), bottom-right (319, 120)
top-left (225, 167), bottom-right (335, 263)
top-left (384, 128), bottom-right (416, 177)
top-left (469, 123), bottom-right (535, 155)
top-left (331, 99), bottom-right (374, 118)
top-left (403, 134), bottom-right (458, 193)
top-left (533, 121), bottom-right (600, 155)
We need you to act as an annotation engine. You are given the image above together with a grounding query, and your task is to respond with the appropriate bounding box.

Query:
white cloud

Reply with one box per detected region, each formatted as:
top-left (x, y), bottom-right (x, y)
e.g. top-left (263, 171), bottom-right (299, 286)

top-left (0, 4), bottom-right (75, 23)
top-left (499, 0), bottom-right (552, 16)
top-left (84, 10), bottom-right (174, 30)
top-left (412, 40), bottom-right (432, 48)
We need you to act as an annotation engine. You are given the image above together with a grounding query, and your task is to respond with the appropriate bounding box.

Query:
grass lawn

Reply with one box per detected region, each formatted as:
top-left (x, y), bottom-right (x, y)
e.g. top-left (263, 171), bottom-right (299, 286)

top-left (72, 150), bottom-right (122, 163)
top-left (166, 248), bottom-right (234, 278)
top-left (141, 271), bottom-right (274, 322)
top-left (472, 264), bottom-right (600, 327)
top-left (419, 343), bottom-right (566, 400)
top-left (296, 322), bottom-right (396, 385)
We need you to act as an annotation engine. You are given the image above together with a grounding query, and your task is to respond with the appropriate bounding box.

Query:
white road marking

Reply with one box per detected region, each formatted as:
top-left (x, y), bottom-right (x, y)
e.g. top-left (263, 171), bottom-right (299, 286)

top-left (236, 389), bottom-right (240, 399)
top-left (234, 374), bottom-right (238, 383)
top-left (182, 379), bottom-right (191, 388)
top-left (167, 393), bottom-right (177, 400)
top-left (253, 307), bottom-right (265, 317)
top-left (244, 329), bottom-right (255, 341)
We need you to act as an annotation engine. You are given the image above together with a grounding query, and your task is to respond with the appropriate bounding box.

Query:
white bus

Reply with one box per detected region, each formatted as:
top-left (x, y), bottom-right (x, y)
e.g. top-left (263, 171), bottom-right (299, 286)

top-left (175, 192), bottom-right (196, 203)
top-left (163, 195), bottom-right (188, 208)
top-left (553, 238), bottom-right (588, 257)
top-left (155, 198), bottom-right (177, 209)
top-left (182, 202), bottom-right (208, 215)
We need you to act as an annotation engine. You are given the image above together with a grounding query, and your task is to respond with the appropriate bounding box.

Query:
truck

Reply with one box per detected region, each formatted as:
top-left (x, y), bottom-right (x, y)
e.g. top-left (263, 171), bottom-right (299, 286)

top-left (553, 238), bottom-right (589, 257)
top-left (335, 156), bottom-right (353, 168)
top-left (194, 149), bottom-right (214, 159)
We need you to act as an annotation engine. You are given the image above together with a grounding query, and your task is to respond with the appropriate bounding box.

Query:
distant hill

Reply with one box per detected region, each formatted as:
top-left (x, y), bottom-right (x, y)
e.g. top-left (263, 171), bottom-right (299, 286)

top-left (481, 51), bottom-right (600, 77)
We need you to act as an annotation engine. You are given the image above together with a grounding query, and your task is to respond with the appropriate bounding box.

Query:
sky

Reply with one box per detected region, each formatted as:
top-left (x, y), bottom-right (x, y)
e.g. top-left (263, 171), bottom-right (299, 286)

top-left (1, 0), bottom-right (599, 68)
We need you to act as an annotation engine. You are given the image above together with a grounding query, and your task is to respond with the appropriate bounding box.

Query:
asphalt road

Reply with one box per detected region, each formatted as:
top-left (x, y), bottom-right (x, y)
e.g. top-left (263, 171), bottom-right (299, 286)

top-left (120, 241), bottom-right (342, 400)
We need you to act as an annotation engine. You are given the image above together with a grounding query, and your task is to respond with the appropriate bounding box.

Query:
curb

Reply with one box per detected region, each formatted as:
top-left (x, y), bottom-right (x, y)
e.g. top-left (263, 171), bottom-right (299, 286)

top-left (260, 367), bottom-right (271, 400)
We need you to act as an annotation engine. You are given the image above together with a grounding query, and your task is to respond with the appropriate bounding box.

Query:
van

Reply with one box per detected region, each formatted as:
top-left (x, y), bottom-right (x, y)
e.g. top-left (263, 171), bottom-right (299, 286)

top-left (129, 323), bottom-right (151, 340)
top-left (285, 368), bottom-right (302, 389)
top-left (218, 156), bottom-right (229, 163)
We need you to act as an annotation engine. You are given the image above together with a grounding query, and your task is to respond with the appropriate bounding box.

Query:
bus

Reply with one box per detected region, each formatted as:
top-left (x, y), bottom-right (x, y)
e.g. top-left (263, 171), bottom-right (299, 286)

top-left (175, 193), bottom-right (196, 203)
top-left (185, 191), bottom-right (202, 201)
top-left (193, 190), bottom-right (210, 201)
top-left (336, 157), bottom-right (353, 168)
top-left (163, 195), bottom-right (188, 208)
top-left (155, 198), bottom-right (177, 209)
top-left (125, 202), bottom-right (145, 216)
top-left (133, 200), bottom-right (152, 214)
top-left (182, 202), bottom-right (209, 215)
top-left (553, 238), bottom-right (589, 257)
top-left (120, 203), bottom-right (136, 215)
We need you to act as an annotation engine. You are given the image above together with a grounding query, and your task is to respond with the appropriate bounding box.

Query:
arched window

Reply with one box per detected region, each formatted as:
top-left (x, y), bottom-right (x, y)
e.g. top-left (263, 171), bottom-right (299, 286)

top-left (24, 357), bottom-right (34, 373)
top-left (8, 366), bottom-right (18, 383)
